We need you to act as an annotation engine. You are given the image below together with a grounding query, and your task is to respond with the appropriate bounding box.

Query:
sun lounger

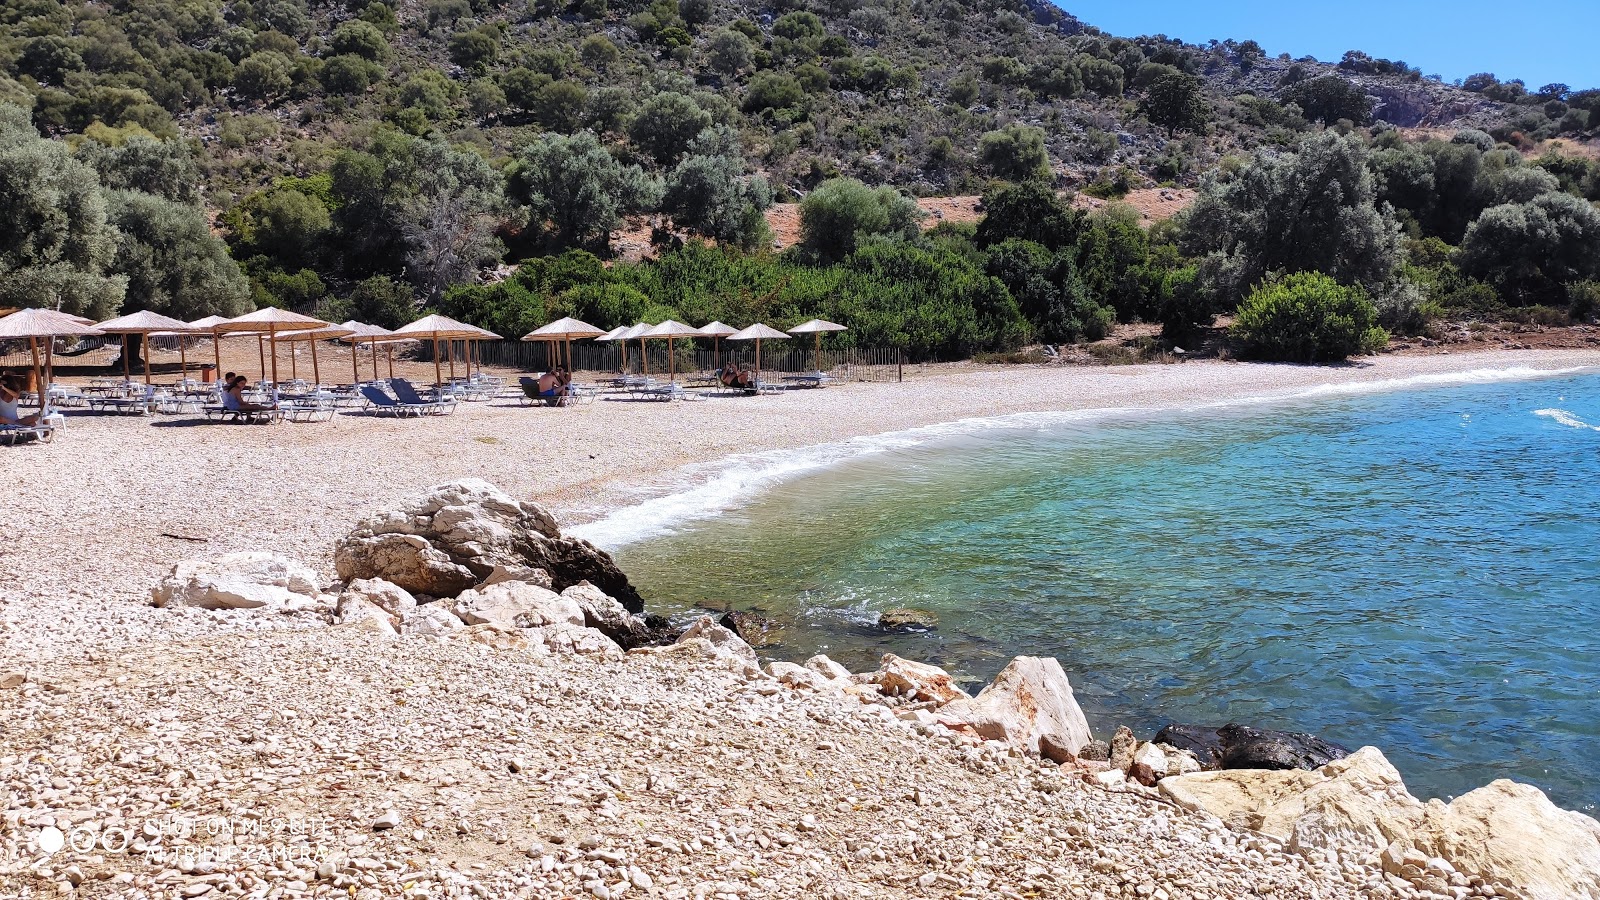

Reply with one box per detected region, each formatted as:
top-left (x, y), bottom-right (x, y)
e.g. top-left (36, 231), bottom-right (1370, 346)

top-left (202, 404), bottom-right (284, 424)
top-left (360, 385), bottom-right (433, 417)
top-left (519, 376), bottom-right (568, 407)
top-left (281, 394), bottom-right (336, 423)
top-left (89, 385), bottom-right (157, 415)
top-left (389, 379), bottom-right (457, 415)
top-left (0, 416), bottom-right (58, 445)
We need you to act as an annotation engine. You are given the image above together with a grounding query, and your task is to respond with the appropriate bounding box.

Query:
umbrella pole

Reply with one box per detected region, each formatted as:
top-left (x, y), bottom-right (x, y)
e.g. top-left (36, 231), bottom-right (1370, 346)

top-left (213, 333), bottom-right (222, 377)
top-left (433, 336), bottom-right (442, 388)
top-left (269, 326), bottom-right (280, 387)
top-left (387, 345), bottom-right (395, 380)
top-left (642, 340), bottom-right (649, 378)
top-left (44, 338), bottom-right (55, 414)
top-left (30, 337), bottom-right (43, 415)
top-left (257, 335), bottom-right (266, 382)
top-left (669, 337), bottom-right (675, 383)
top-left (311, 337), bottom-right (321, 386)
top-left (290, 337), bottom-right (298, 381)
top-left (448, 339), bottom-right (456, 382)
top-left (371, 341), bottom-right (378, 383)
top-left (179, 339), bottom-right (188, 384)
top-left (351, 340), bottom-right (360, 385)
top-left (142, 333), bottom-right (152, 385)
top-left (122, 335), bottom-right (130, 382)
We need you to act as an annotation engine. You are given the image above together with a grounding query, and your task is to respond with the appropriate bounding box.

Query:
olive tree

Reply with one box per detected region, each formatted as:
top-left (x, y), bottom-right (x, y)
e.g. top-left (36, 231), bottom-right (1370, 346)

top-left (798, 177), bottom-right (924, 263)
top-left (508, 131), bottom-right (663, 251)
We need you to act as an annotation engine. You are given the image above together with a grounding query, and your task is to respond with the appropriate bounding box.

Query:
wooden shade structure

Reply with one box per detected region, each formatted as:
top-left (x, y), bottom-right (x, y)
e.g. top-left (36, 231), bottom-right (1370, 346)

top-left (216, 308), bottom-right (329, 389)
top-left (696, 320), bottom-right (737, 370)
top-left (616, 322), bottom-right (655, 376)
top-left (96, 310), bottom-right (193, 384)
top-left (186, 315), bottom-right (235, 379)
top-left (595, 325), bottom-right (628, 372)
top-left (269, 325), bottom-right (355, 387)
top-left (726, 323), bottom-right (789, 378)
top-left (521, 316), bottom-right (604, 372)
top-left (461, 323), bottom-right (500, 379)
top-left (642, 320), bottom-right (700, 383)
top-left (788, 318), bottom-right (848, 373)
top-left (391, 314), bottom-right (484, 388)
top-left (0, 308), bottom-right (104, 414)
top-left (338, 321), bottom-right (397, 384)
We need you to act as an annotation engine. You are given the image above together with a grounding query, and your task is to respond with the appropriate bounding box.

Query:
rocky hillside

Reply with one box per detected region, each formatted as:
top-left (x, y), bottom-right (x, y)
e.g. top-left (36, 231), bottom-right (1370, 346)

top-left (0, 0), bottom-right (1551, 206)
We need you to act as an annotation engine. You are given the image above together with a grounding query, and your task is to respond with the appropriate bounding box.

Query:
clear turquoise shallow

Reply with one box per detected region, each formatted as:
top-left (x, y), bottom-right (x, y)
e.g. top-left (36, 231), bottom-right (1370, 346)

top-left (612, 370), bottom-right (1600, 812)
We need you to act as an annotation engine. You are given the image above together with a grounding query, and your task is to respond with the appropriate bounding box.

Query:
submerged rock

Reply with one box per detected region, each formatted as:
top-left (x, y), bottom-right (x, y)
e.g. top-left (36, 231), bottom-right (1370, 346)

top-left (718, 610), bottom-right (786, 648)
top-left (877, 608), bottom-right (939, 632)
top-left (1154, 722), bottom-right (1350, 771)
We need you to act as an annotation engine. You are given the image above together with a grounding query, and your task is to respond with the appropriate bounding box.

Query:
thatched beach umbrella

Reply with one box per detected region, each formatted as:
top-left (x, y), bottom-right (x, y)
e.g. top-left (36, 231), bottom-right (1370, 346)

top-left (642, 320), bottom-right (700, 383)
top-left (392, 314), bottom-right (483, 388)
top-left (185, 315), bottom-right (235, 380)
top-left (788, 318), bottom-right (848, 373)
top-left (522, 316), bottom-right (604, 372)
top-left (726, 323), bottom-right (789, 380)
top-left (339, 321), bottom-right (392, 383)
top-left (0, 308), bottom-right (103, 414)
top-left (595, 325), bottom-right (628, 372)
top-left (269, 325), bottom-right (355, 387)
top-left (697, 321), bottom-right (737, 370)
top-left (216, 308), bottom-right (329, 388)
top-left (461, 323), bottom-right (500, 378)
top-left (616, 322), bottom-right (655, 375)
top-left (96, 310), bottom-right (194, 385)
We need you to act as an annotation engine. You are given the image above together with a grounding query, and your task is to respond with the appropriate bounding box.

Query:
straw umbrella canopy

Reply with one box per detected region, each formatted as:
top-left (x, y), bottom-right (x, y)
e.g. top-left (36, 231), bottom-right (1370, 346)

top-left (616, 322), bottom-right (655, 376)
top-left (339, 321), bottom-right (391, 384)
top-left (726, 323), bottom-right (789, 379)
top-left (96, 310), bottom-right (194, 385)
top-left (183, 315), bottom-right (235, 380)
top-left (460, 323), bottom-right (500, 379)
top-left (0, 308), bottom-right (103, 413)
top-left (595, 325), bottom-right (628, 372)
top-left (392, 314), bottom-right (484, 388)
top-left (216, 308), bottom-right (329, 388)
top-left (521, 316), bottom-right (604, 373)
top-left (696, 320), bottom-right (737, 370)
top-left (641, 320), bottom-right (701, 383)
top-left (788, 318), bottom-right (848, 373)
top-left (269, 325), bottom-right (355, 387)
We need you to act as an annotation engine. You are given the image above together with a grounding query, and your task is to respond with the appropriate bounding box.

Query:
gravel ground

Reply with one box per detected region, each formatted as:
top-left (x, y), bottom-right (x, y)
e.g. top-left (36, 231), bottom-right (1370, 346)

top-left (2, 349), bottom-right (1596, 899)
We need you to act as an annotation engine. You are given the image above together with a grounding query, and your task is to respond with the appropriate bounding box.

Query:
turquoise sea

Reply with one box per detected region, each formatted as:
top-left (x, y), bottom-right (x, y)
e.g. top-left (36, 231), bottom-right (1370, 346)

top-left (579, 367), bottom-right (1600, 812)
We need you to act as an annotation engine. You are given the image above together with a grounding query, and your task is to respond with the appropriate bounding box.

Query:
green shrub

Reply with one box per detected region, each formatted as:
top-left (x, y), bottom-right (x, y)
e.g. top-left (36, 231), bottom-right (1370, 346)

top-left (1230, 272), bottom-right (1388, 362)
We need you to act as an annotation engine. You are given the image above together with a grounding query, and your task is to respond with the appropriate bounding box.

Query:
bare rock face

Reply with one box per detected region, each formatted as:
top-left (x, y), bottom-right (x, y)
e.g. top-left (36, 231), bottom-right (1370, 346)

top-left (937, 656), bottom-right (1091, 763)
top-left (1411, 779), bottom-right (1600, 900)
top-left (805, 655), bottom-right (852, 681)
top-left (674, 615), bottom-right (759, 666)
top-left (340, 578), bottom-right (417, 620)
top-left (871, 653), bottom-right (970, 705)
top-left (403, 603), bottom-right (464, 637)
top-left (150, 552), bottom-right (320, 612)
top-left (334, 479), bottom-right (642, 610)
top-left (564, 583), bottom-right (671, 649)
top-left (336, 594), bottom-right (399, 637)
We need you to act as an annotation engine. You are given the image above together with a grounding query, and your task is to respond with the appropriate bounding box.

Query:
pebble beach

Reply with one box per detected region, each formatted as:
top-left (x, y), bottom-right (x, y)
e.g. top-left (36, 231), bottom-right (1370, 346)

top-left (4, 348), bottom-right (1599, 900)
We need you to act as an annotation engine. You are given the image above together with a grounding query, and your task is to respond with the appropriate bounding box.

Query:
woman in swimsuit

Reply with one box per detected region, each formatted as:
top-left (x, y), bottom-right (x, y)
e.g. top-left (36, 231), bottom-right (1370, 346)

top-left (0, 375), bottom-right (40, 426)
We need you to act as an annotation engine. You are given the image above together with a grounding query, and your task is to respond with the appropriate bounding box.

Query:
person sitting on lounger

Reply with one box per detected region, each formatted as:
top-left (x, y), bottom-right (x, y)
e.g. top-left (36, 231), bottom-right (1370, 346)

top-left (0, 375), bottom-right (40, 426)
top-left (224, 376), bottom-right (276, 413)
top-left (534, 368), bottom-right (570, 406)
top-left (719, 362), bottom-right (755, 391)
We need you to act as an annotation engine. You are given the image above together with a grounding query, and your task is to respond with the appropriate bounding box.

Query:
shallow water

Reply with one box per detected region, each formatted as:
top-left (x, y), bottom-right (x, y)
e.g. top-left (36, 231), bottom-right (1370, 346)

top-left (601, 369), bottom-right (1600, 811)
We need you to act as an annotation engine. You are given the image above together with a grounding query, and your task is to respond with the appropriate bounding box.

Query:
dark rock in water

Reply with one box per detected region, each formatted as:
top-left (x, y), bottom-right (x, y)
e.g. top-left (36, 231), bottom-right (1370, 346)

top-left (1078, 739), bottom-right (1110, 762)
top-left (1153, 723), bottom-right (1351, 772)
top-left (718, 610), bottom-right (785, 648)
top-left (1152, 724), bottom-right (1227, 770)
top-left (519, 535), bottom-right (644, 613)
top-left (878, 608), bottom-right (939, 632)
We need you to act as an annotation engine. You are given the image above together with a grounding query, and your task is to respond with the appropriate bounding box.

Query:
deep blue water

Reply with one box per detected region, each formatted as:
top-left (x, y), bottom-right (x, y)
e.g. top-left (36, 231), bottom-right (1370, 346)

top-left (603, 369), bottom-right (1600, 811)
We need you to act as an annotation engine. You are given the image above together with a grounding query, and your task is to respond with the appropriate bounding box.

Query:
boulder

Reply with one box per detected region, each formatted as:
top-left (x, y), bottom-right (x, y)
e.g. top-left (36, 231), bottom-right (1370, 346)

top-left (334, 479), bottom-right (642, 610)
top-left (1108, 725), bottom-right (1138, 772)
top-left (717, 610), bottom-right (785, 648)
top-left (877, 608), bottom-right (939, 632)
top-left (1078, 739), bottom-right (1110, 762)
top-left (674, 615), bottom-right (758, 666)
top-left (870, 654), bottom-right (969, 705)
top-left (532, 623), bottom-right (623, 659)
top-left (1411, 779), bottom-right (1600, 900)
top-left (937, 656), bottom-right (1092, 763)
top-left (404, 603), bottom-right (464, 637)
top-left (563, 583), bottom-right (669, 650)
top-left (805, 655), bottom-right (852, 681)
top-left (452, 581), bottom-right (582, 629)
top-left (150, 552), bottom-right (320, 612)
top-left (336, 595), bottom-right (398, 637)
top-left (340, 578), bottom-right (417, 620)
top-left (766, 661), bottom-right (824, 690)
top-left (1153, 722), bottom-right (1350, 771)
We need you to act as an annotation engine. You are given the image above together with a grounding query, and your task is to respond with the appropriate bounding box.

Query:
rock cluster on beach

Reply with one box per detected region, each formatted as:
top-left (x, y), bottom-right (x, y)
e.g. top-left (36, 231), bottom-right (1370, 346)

top-left (4, 479), bottom-right (1598, 900)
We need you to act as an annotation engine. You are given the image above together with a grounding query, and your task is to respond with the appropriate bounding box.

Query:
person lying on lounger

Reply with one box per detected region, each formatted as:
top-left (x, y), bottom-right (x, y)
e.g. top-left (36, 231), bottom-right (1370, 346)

top-left (223, 376), bottom-right (277, 413)
top-left (0, 375), bottom-right (40, 426)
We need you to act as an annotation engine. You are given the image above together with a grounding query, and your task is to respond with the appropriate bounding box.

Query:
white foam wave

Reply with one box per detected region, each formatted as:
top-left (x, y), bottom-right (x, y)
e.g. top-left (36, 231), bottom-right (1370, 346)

top-left (571, 364), bottom-right (1596, 549)
top-left (1534, 408), bottom-right (1600, 432)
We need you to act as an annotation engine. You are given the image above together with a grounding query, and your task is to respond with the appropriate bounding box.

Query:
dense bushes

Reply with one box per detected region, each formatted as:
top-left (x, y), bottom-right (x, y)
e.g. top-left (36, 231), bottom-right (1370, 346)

top-left (1230, 273), bottom-right (1387, 361)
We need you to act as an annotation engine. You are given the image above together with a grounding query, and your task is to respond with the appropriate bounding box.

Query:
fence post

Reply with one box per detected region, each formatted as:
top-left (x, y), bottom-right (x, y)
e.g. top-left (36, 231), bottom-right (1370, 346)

top-left (897, 350), bottom-right (903, 383)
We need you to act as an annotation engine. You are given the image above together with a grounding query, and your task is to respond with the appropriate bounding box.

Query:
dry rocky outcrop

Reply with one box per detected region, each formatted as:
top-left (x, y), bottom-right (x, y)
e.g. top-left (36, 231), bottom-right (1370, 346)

top-left (149, 551), bottom-right (324, 613)
top-left (938, 656), bottom-right (1094, 764)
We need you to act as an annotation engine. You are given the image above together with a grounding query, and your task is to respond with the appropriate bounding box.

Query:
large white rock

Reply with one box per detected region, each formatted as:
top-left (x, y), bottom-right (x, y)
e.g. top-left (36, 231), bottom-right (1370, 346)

top-left (451, 581), bottom-right (582, 629)
top-left (675, 615), bottom-right (758, 665)
top-left (150, 552), bottom-right (320, 612)
top-left (341, 578), bottom-right (417, 619)
top-left (561, 582), bottom-right (651, 647)
top-left (936, 656), bottom-right (1090, 763)
top-left (336, 594), bottom-right (398, 637)
top-left (532, 623), bottom-right (623, 659)
top-left (1412, 779), bottom-right (1600, 900)
top-left (805, 655), bottom-right (852, 681)
top-left (870, 653), bottom-right (969, 705)
top-left (403, 603), bottom-right (464, 637)
top-left (1160, 747), bottom-right (1600, 900)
